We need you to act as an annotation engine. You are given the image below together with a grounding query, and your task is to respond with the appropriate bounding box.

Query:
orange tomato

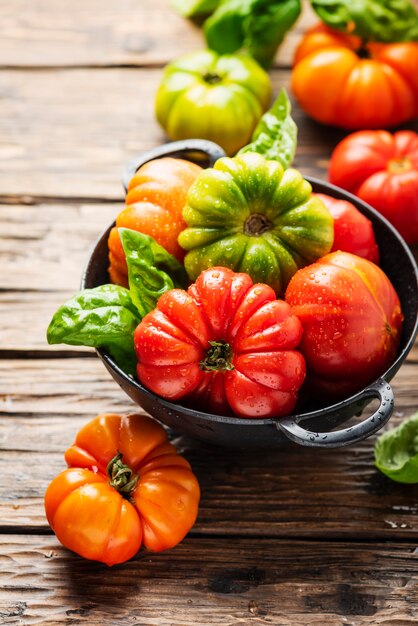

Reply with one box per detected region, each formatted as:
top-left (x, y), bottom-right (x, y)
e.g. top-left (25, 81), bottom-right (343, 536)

top-left (45, 413), bottom-right (200, 566)
top-left (292, 23), bottom-right (418, 129)
top-left (108, 157), bottom-right (202, 287)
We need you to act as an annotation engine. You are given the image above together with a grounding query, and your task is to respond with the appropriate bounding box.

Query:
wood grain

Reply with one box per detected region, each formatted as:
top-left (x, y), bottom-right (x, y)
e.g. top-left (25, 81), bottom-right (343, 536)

top-left (0, 203), bottom-right (120, 292)
top-left (0, 68), bottom-right (350, 199)
top-left (0, 536), bottom-right (417, 625)
top-left (1, 357), bottom-right (418, 537)
top-left (0, 0), bottom-right (314, 69)
top-left (3, 0), bottom-right (418, 620)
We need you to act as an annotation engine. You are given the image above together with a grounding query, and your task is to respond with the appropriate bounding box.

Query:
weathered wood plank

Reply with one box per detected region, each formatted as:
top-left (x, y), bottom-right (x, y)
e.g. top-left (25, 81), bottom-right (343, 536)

top-left (0, 0), bottom-right (314, 69)
top-left (1, 357), bottom-right (418, 537)
top-left (0, 68), bottom-right (351, 199)
top-left (0, 536), bottom-right (417, 625)
top-left (0, 292), bottom-right (94, 355)
top-left (0, 203), bottom-right (120, 292)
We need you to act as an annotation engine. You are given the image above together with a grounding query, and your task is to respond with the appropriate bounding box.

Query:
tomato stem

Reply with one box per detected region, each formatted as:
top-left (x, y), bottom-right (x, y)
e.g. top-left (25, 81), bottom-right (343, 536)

top-left (203, 72), bottom-right (222, 85)
top-left (107, 452), bottom-right (139, 498)
top-left (200, 340), bottom-right (234, 372)
top-left (244, 212), bottom-right (272, 236)
top-left (356, 42), bottom-right (370, 59)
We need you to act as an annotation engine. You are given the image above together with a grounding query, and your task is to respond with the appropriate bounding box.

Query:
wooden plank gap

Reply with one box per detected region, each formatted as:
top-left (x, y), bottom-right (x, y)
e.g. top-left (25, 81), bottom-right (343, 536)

top-left (0, 350), bottom-right (96, 360)
top-left (0, 195), bottom-right (124, 205)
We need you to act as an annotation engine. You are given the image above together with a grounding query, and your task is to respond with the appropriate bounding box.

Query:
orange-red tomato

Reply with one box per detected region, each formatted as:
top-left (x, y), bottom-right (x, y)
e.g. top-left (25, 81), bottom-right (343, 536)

top-left (108, 157), bottom-right (202, 287)
top-left (285, 251), bottom-right (403, 401)
top-left (45, 413), bottom-right (200, 566)
top-left (292, 23), bottom-right (418, 129)
top-left (329, 130), bottom-right (418, 244)
top-left (314, 193), bottom-right (380, 264)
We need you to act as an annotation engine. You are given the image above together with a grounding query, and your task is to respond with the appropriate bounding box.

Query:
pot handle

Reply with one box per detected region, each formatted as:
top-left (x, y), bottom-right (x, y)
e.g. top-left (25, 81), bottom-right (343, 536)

top-left (122, 139), bottom-right (226, 191)
top-left (276, 379), bottom-right (394, 448)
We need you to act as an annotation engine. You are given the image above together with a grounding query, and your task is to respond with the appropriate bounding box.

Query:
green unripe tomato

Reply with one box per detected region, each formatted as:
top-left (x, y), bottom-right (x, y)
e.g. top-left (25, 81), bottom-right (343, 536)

top-left (178, 153), bottom-right (334, 294)
top-left (155, 50), bottom-right (272, 156)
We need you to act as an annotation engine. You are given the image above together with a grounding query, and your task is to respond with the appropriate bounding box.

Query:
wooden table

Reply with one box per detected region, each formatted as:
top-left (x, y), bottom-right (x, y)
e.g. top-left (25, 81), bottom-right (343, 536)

top-left (1, 2), bottom-right (418, 624)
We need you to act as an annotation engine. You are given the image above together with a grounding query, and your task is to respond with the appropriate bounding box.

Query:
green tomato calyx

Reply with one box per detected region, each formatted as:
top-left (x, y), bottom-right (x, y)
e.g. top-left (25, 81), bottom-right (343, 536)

top-left (244, 212), bottom-right (273, 236)
top-left (200, 340), bottom-right (234, 372)
top-left (107, 451), bottom-right (139, 499)
top-left (202, 72), bottom-right (223, 85)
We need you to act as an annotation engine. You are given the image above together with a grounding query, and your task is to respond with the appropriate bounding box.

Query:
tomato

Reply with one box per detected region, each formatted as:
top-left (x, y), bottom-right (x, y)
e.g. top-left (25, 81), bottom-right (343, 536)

top-left (155, 50), bottom-right (272, 156)
top-left (314, 193), bottom-right (380, 264)
top-left (45, 413), bottom-right (200, 565)
top-left (329, 130), bottom-right (418, 244)
top-left (292, 23), bottom-right (418, 129)
top-left (178, 153), bottom-right (333, 295)
top-left (108, 157), bottom-right (202, 287)
top-left (285, 251), bottom-right (403, 401)
top-left (134, 267), bottom-right (306, 418)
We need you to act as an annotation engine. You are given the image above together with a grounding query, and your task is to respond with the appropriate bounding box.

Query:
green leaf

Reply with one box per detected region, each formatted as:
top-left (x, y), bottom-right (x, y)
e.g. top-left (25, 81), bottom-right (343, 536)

top-left (120, 228), bottom-right (188, 319)
top-left (46, 284), bottom-right (140, 376)
top-left (171, 0), bottom-right (220, 17)
top-left (238, 89), bottom-right (297, 169)
top-left (204, 0), bottom-right (301, 69)
top-left (374, 412), bottom-right (418, 483)
top-left (311, 0), bottom-right (418, 42)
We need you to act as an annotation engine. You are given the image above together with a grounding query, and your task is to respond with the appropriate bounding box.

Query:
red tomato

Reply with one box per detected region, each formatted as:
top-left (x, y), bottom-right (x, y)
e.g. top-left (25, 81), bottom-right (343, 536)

top-left (285, 251), bottom-right (403, 401)
top-left (45, 413), bottom-right (200, 565)
top-left (329, 130), bottom-right (418, 244)
top-left (134, 267), bottom-right (306, 419)
top-left (314, 193), bottom-right (379, 264)
top-left (292, 24), bottom-right (418, 129)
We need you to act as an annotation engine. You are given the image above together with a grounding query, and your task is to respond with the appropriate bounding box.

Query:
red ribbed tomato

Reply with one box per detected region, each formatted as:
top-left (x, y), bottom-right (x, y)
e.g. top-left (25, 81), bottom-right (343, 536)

top-left (314, 193), bottom-right (379, 264)
top-left (329, 130), bottom-right (418, 244)
top-left (285, 251), bottom-right (403, 401)
top-left (134, 267), bottom-right (306, 418)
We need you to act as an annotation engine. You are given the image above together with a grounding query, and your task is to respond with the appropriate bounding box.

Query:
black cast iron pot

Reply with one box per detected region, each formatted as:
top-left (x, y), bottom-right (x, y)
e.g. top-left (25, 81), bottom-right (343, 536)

top-left (82, 140), bottom-right (418, 449)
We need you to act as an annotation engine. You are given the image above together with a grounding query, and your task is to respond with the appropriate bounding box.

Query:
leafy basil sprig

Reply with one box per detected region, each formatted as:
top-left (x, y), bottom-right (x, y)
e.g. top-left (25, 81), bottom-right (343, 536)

top-left (239, 89), bottom-right (297, 169)
top-left (47, 228), bottom-right (186, 376)
top-left (120, 228), bottom-right (188, 318)
top-left (311, 0), bottom-right (418, 43)
top-left (374, 412), bottom-right (418, 483)
top-left (204, 0), bottom-right (301, 69)
top-left (47, 284), bottom-right (140, 375)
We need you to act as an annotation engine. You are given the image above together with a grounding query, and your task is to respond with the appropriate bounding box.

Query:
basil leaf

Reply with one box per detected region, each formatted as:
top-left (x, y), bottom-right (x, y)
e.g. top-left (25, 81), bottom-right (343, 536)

top-left (238, 89), bottom-right (297, 169)
top-left (46, 284), bottom-right (140, 375)
top-left (204, 0), bottom-right (301, 69)
top-left (374, 412), bottom-right (418, 483)
top-left (171, 0), bottom-right (220, 17)
top-left (120, 228), bottom-right (188, 319)
top-left (311, 0), bottom-right (418, 42)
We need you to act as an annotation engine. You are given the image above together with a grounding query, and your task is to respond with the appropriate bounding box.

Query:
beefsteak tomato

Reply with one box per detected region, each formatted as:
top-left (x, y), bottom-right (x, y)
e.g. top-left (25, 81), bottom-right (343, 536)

top-left (45, 413), bottom-right (200, 565)
top-left (134, 267), bottom-right (306, 418)
top-left (178, 152), bottom-right (334, 295)
top-left (292, 23), bottom-right (418, 129)
top-left (314, 193), bottom-right (380, 264)
top-left (108, 157), bottom-right (202, 287)
top-left (155, 50), bottom-right (272, 155)
top-left (285, 251), bottom-right (403, 401)
top-left (329, 130), bottom-right (418, 244)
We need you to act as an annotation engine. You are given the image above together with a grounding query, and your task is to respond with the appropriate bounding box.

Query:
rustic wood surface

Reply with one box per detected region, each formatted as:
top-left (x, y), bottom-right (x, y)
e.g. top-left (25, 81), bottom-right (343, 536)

top-left (1, 1), bottom-right (418, 624)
